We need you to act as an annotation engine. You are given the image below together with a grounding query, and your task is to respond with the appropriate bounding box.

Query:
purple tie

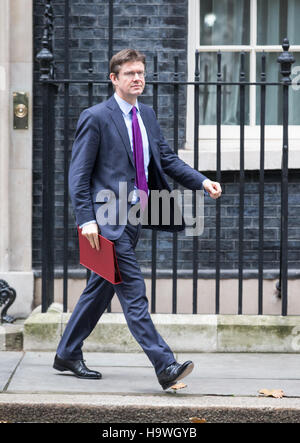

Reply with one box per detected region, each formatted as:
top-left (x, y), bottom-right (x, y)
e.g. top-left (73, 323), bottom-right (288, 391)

top-left (131, 106), bottom-right (148, 210)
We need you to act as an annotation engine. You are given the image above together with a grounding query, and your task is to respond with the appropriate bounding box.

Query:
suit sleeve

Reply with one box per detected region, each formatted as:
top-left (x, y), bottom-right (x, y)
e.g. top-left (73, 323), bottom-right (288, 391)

top-left (154, 112), bottom-right (208, 190)
top-left (68, 109), bottom-right (101, 226)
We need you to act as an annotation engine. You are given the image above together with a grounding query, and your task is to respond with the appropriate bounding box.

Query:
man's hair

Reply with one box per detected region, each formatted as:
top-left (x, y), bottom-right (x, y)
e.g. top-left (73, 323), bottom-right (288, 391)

top-left (110, 49), bottom-right (146, 76)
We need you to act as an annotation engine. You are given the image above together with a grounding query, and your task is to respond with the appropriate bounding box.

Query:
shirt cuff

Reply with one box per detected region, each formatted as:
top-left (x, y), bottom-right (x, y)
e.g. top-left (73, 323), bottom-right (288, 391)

top-left (79, 220), bottom-right (97, 229)
top-left (202, 178), bottom-right (210, 196)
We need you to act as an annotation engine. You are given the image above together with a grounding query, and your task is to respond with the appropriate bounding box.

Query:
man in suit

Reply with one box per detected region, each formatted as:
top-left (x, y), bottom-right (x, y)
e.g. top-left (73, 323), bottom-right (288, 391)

top-left (53, 49), bottom-right (222, 390)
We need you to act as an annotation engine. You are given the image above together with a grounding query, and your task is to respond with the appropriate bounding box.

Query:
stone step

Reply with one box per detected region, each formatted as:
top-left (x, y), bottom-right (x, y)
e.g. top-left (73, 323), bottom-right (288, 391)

top-left (1, 394), bottom-right (300, 423)
top-left (0, 321), bottom-right (24, 351)
top-left (23, 303), bottom-right (300, 353)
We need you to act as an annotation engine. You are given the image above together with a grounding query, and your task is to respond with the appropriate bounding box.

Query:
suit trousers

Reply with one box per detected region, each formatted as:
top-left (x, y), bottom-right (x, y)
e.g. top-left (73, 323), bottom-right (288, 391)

top-left (56, 222), bottom-right (176, 375)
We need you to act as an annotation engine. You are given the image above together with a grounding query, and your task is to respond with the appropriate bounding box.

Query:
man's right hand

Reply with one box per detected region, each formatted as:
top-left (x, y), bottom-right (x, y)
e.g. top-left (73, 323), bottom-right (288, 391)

top-left (81, 222), bottom-right (100, 251)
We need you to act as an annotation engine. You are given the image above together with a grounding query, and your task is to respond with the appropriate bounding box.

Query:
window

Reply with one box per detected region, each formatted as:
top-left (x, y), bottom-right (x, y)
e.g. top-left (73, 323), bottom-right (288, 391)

top-left (185, 0), bottom-right (300, 170)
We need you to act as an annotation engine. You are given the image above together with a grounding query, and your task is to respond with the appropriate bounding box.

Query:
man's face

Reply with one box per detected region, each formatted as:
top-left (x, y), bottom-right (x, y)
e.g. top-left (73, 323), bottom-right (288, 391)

top-left (110, 61), bottom-right (146, 103)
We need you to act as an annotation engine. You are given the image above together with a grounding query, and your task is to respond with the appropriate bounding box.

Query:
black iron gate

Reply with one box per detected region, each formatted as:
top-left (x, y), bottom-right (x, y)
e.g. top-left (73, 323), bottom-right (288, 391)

top-left (35, 0), bottom-right (295, 316)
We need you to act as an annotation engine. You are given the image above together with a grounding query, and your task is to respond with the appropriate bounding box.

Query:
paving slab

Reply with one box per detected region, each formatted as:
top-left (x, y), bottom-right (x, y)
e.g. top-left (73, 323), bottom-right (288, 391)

top-left (0, 352), bottom-right (23, 391)
top-left (2, 351), bottom-right (300, 397)
top-left (177, 352), bottom-right (300, 379)
top-left (8, 365), bottom-right (161, 394)
top-left (19, 351), bottom-right (152, 368)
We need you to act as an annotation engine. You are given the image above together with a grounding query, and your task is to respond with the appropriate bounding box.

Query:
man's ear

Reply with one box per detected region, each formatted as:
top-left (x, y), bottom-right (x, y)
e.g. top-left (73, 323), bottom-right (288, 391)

top-left (109, 72), bottom-right (117, 86)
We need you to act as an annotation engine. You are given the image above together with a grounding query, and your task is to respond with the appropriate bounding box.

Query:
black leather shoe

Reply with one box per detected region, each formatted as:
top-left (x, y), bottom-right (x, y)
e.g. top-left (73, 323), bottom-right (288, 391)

top-left (157, 360), bottom-right (194, 390)
top-left (53, 354), bottom-right (102, 379)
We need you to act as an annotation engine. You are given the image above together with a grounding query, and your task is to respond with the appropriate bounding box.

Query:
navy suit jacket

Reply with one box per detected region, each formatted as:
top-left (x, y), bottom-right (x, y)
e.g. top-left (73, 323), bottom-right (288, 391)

top-left (69, 95), bottom-right (208, 240)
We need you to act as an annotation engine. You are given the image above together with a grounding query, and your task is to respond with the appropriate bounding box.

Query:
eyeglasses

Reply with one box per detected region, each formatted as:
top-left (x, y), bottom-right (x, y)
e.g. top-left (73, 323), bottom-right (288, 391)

top-left (121, 71), bottom-right (146, 79)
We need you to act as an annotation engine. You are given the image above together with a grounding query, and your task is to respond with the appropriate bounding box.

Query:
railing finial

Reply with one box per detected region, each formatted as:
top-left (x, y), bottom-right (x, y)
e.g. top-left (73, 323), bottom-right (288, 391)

top-left (36, 0), bottom-right (55, 81)
top-left (277, 38), bottom-right (295, 84)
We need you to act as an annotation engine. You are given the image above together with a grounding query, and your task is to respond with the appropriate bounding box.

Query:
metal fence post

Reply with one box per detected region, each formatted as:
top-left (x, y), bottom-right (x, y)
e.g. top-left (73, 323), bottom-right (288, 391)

top-left (36, 0), bottom-right (56, 312)
top-left (277, 38), bottom-right (295, 316)
top-left (215, 51), bottom-right (222, 314)
top-left (238, 52), bottom-right (246, 314)
top-left (193, 50), bottom-right (200, 314)
top-left (258, 52), bottom-right (266, 314)
top-left (151, 55), bottom-right (158, 314)
top-left (172, 56), bottom-right (179, 314)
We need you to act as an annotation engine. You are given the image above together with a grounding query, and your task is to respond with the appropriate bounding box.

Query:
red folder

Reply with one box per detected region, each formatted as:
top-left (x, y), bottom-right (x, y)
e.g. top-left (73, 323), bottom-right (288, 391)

top-left (77, 226), bottom-right (122, 285)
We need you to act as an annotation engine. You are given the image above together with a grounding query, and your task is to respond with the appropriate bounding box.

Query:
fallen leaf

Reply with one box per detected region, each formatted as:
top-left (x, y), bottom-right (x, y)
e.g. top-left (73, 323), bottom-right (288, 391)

top-left (170, 382), bottom-right (187, 390)
top-left (189, 417), bottom-right (207, 423)
top-left (258, 388), bottom-right (285, 398)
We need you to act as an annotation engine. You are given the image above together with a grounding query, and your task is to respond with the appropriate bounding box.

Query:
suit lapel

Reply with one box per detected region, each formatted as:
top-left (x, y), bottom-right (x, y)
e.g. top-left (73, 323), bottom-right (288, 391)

top-left (139, 104), bottom-right (160, 166)
top-left (106, 97), bottom-right (135, 168)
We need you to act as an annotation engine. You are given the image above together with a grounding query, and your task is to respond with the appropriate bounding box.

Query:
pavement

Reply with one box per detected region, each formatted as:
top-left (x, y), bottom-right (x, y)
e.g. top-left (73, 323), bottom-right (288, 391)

top-left (2, 351), bottom-right (300, 423)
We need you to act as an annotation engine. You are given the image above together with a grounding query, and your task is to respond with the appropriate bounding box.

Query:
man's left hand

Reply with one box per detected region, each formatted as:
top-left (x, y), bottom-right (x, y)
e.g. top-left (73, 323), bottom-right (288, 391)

top-left (202, 179), bottom-right (222, 199)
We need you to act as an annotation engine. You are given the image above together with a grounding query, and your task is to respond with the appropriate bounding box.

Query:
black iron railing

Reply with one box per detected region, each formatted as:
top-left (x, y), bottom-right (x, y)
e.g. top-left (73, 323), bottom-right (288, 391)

top-left (36, 0), bottom-right (296, 316)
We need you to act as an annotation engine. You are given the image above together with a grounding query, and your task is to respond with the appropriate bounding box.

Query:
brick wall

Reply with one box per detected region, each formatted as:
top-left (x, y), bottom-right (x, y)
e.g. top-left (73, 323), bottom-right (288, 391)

top-left (133, 170), bottom-right (300, 273)
top-left (33, 0), bottom-right (188, 270)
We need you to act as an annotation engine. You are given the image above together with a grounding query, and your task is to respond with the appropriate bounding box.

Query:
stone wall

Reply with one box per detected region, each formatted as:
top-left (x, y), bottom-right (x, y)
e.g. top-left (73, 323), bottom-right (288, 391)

top-left (0, 0), bottom-right (34, 318)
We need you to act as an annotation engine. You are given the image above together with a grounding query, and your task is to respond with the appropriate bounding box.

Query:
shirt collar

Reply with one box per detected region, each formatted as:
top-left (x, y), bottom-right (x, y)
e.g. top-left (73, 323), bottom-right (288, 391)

top-left (114, 92), bottom-right (140, 116)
